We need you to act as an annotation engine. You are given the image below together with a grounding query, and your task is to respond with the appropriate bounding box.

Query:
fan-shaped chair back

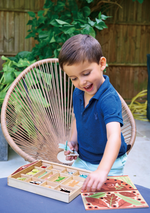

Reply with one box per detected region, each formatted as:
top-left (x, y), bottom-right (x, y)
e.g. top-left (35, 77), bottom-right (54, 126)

top-left (1, 58), bottom-right (136, 163)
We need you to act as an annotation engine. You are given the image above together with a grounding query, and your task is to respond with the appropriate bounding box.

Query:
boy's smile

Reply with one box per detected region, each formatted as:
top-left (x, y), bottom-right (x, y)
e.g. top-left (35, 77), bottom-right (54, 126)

top-left (63, 58), bottom-right (106, 99)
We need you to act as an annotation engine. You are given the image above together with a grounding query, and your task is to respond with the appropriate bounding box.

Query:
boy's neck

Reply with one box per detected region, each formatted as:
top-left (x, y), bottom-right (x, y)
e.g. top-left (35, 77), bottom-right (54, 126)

top-left (84, 93), bottom-right (92, 108)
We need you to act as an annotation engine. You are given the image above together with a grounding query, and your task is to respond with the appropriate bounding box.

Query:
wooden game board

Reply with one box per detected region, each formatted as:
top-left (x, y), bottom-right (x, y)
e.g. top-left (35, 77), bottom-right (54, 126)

top-left (7, 160), bottom-right (91, 203)
top-left (81, 175), bottom-right (149, 210)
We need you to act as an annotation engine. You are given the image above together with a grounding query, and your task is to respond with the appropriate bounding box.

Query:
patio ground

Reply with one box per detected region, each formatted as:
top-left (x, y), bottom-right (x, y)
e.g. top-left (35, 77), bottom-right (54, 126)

top-left (0, 119), bottom-right (150, 189)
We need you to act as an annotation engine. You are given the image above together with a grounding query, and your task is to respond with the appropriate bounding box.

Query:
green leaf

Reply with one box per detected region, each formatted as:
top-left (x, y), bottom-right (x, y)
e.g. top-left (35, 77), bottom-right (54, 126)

top-left (60, 12), bottom-right (71, 19)
top-left (89, 192), bottom-right (106, 198)
top-left (1, 56), bottom-right (9, 61)
top-left (15, 51), bottom-right (32, 60)
top-left (88, 17), bottom-right (95, 26)
top-left (83, 6), bottom-right (91, 17)
top-left (44, 0), bottom-right (53, 8)
top-left (89, 28), bottom-right (95, 37)
top-left (3, 65), bottom-right (15, 72)
top-left (49, 36), bottom-right (56, 43)
top-left (0, 91), bottom-right (6, 100)
top-left (53, 1), bottom-right (65, 12)
top-left (39, 32), bottom-right (49, 39)
top-left (49, 19), bottom-right (60, 27)
top-left (26, 33), bottom-right (36, 39)
top-left (38, 16), bottom-right (46, 24)
top-left (13, 58), bottom-right (36, 68)
top-left (77, 12), bottom-right (84, 20)
top-left (28, 11), bottom-right (36, 17)
top-left (101, 14), bottom-right (110, 20)
top-left (4, 72), bottom-right (15, 84)
top-left (96, 18), bottom-right (103, 24)
top-left (55, 19), bottom-right (70, 25)
top-left (38, 10), bottom-right (45, 17)
top-left (95, 24), bottom-right (103, 30)
top-left (54, 49), bottom-right (58, 58)
top-left (98, 12), bottom-right (101, 19)
top-left (95, 19), bottom-right (108, 30)
top-left (7, 56), bottom-right (17, 62)
top-left (14, 71), bottom-right (22, 78)
top-left (117, 193), bottom-right (142, 206)
top-left (81, 24), bottom-right (95, 36)
top-left (27, 20), bottom-right (33, 25)
top-left (64, 27), bottom-right (76, 35)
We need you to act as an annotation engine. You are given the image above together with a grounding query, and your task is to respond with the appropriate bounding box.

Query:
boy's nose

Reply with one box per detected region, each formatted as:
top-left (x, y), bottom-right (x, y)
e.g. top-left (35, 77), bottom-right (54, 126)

top-left (79, 79), bottom-right (86, 86)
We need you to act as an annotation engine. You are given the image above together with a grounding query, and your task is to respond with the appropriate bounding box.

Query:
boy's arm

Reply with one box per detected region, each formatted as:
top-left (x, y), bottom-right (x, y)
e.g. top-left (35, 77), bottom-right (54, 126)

top-left (65, 117), bottom-right (78, 160)
top-left (81, 121), bottom-right (121, 192)
top-left (70, 117), bottom-right (78, 143)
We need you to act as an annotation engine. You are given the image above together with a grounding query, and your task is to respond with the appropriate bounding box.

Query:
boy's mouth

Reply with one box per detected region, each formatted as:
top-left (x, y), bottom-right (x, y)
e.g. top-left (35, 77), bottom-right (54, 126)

top-left (84, 84), bottom-right (93, 92)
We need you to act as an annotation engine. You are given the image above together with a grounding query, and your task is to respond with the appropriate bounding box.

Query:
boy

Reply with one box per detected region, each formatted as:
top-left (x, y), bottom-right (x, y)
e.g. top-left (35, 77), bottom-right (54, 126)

top-left (58, 34), bottom-right (127, 192)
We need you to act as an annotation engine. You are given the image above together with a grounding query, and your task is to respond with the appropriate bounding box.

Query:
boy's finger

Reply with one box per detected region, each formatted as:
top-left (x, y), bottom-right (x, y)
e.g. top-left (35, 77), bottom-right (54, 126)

top-left (85, 179), bottom-right (94, 192)
top-left (91, 180), bottom-right (99, 192)
top-left (81, 176), bottom-right (90, 192)
top-left (64, 150), bottom-right (71, 155)
top-left (97, 182), bottom-right (103, 191)
top-left (66, 155), bottom-right (74, 161)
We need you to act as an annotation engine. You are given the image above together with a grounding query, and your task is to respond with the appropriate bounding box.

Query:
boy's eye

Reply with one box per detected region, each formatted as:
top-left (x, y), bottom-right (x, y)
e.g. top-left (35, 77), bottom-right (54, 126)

top-left (71, 77), bottom-right (77, 81)
top-left (83, 72), bottom-right (90, 76)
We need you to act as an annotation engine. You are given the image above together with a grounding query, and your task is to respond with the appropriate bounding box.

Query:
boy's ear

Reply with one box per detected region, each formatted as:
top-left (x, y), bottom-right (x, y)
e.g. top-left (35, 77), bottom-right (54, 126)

top-left (99, 57), bottom-right (106, 71)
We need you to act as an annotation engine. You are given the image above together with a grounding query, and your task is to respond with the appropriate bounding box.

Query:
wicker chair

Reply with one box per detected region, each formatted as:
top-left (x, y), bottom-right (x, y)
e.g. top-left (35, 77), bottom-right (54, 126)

top-left (1, 58), bottom-right (136, 163)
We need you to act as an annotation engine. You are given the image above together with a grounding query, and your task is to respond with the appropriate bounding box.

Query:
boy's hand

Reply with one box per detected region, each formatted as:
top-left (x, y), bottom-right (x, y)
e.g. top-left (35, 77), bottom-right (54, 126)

top-left (64, 141), bottom-right (78, 161)
top-left (81, 169), bottom-right (108, 192)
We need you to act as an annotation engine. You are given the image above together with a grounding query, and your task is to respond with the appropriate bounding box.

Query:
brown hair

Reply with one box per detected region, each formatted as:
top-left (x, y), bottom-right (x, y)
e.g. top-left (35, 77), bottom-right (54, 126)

top-left (58, 34), bottom-right (103, 70)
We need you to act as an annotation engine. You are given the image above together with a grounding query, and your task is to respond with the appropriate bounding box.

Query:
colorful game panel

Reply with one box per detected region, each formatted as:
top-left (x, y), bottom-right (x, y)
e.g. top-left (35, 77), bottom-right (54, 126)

top-left (81, 175), bottom-right (149, 210)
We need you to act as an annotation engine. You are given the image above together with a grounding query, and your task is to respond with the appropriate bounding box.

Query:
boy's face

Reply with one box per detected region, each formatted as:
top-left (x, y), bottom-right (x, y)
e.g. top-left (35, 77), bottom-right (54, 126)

top-left (63, 57), bottom-right (106, 98)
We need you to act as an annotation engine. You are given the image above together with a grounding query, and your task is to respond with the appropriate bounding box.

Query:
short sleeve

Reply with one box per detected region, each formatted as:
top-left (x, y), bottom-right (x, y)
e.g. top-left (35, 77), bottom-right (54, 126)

top-left (100, 93), bottom-right (123, 126)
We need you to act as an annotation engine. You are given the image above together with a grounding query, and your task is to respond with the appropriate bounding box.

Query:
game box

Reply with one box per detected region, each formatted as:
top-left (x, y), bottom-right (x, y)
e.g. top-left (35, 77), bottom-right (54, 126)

top-left (7, 160), bottom-right (90, 203)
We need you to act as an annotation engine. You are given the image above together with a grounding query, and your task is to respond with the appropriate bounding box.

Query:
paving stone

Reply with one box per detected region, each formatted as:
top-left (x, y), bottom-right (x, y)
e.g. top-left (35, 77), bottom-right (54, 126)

top-left (0, 124), bottom-right (8, 161)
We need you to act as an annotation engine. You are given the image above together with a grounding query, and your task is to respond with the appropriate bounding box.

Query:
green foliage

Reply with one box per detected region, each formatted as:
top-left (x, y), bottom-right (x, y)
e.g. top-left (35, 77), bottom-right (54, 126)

top-left (132, 0), bottom-right (144, 3)
top-left (26, 0), bottom-right (110, 60)
top-left (0, 51), bottom-right (36, 112)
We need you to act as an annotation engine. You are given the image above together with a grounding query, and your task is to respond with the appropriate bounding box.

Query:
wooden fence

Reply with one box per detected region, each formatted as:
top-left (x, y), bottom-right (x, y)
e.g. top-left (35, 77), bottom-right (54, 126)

top-left (97, 0), bottom-right (150, 101)
top-left (0, 0), bottom-right (45, 69)
top-left (0, 0), bottom-right (150, 101)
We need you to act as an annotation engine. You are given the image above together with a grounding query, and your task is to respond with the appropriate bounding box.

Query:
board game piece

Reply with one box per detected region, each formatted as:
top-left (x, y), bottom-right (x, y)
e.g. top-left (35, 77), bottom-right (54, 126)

top-left (80, 174), bottom-right (88, 178)
top-left (54, 176), bottom-right (66, 182)
top-left (38, 172), bottom-right (47, 178)
top-left (60, 188), bottom-right (70, 193)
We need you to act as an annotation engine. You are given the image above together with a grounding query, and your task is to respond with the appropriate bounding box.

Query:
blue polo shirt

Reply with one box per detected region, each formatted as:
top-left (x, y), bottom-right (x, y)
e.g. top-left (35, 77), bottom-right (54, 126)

top-left (73, 75), bottom-right (127, 164)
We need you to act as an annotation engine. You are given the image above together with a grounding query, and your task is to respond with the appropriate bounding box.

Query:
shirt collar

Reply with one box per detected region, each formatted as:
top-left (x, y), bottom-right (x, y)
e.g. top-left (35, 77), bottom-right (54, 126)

top-left (92, 75), bottom-right (109, 100)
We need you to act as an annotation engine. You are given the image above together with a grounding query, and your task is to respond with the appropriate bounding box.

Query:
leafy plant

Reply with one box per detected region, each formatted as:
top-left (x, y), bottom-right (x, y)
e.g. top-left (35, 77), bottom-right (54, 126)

top-left (0, 51), bottom-right (36, 113)
top-left (26, 0), bottom-right (110, 60)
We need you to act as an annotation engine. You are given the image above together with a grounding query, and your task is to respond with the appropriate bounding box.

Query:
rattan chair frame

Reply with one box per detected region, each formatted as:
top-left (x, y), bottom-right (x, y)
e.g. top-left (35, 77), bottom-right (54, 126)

top-left (1, 58), bottom-right (136, 162)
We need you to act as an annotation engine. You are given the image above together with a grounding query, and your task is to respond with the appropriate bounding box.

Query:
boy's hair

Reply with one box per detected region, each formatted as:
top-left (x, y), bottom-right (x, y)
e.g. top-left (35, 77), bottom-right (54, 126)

top-left (59, 34), bottom-right (103, 70)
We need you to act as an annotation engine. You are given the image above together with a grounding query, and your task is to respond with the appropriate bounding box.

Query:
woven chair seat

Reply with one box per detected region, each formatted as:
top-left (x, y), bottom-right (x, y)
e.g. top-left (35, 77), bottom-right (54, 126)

top-left (1, 58), bottom-right (136, 163)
